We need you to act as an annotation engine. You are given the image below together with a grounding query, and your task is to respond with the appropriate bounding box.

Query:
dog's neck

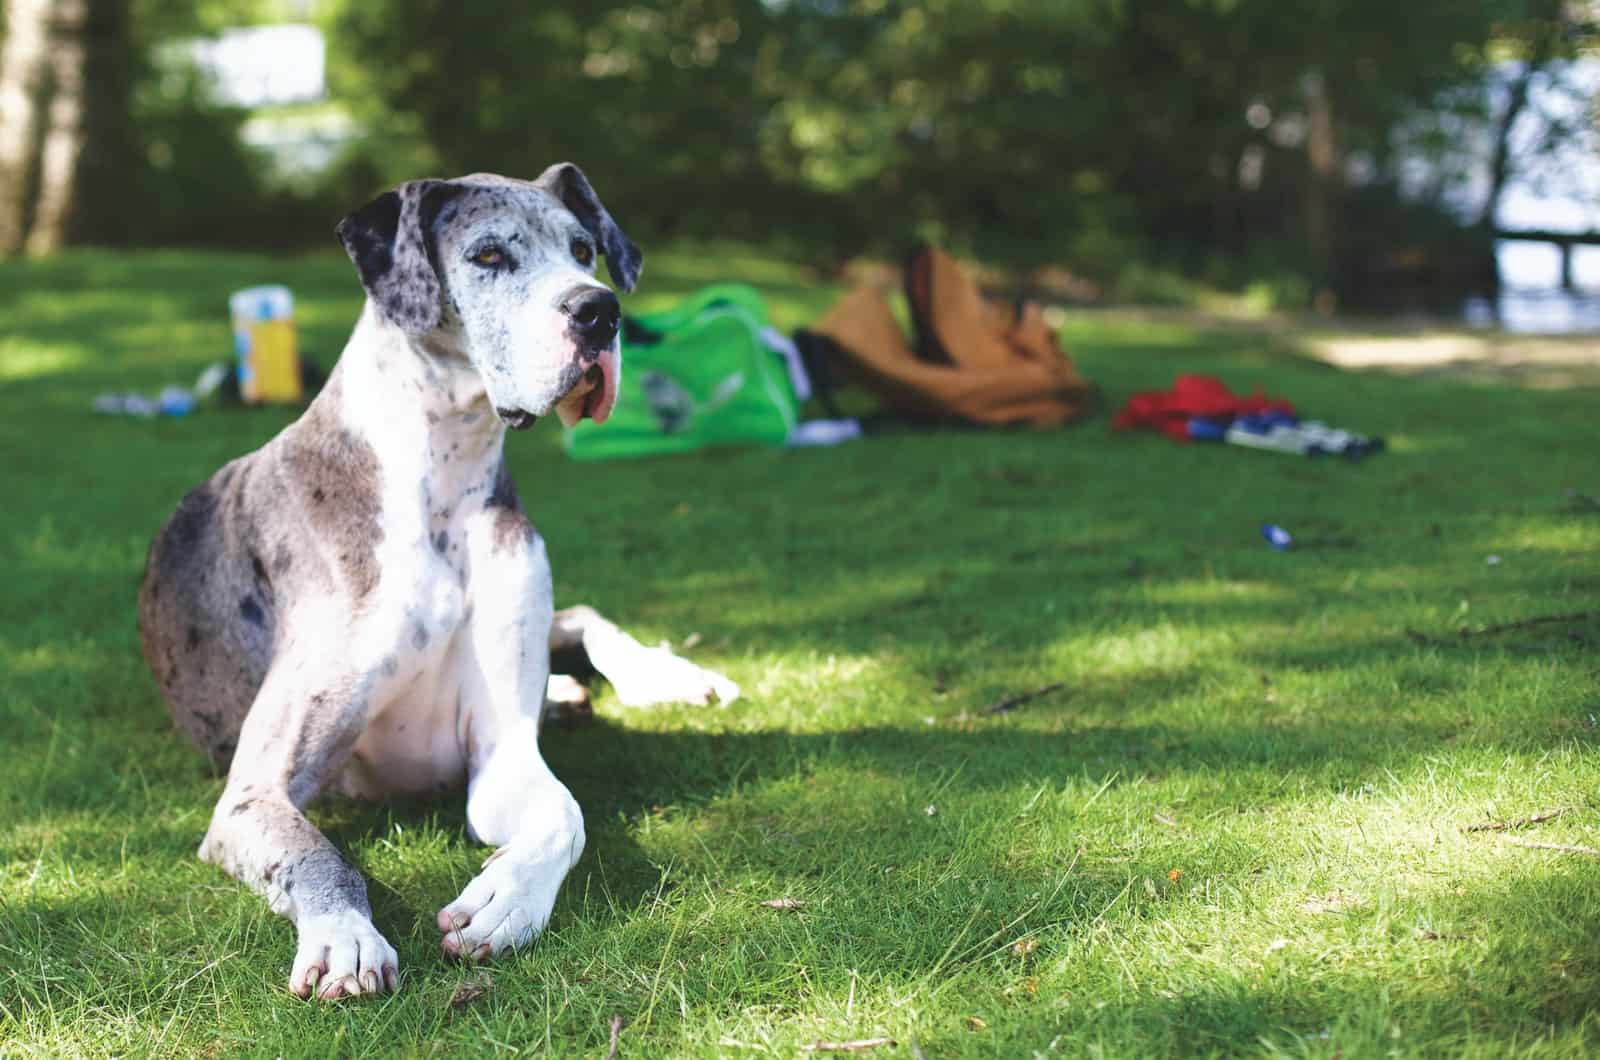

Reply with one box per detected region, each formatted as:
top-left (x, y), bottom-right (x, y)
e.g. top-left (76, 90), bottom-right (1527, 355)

top-left (331, 302), bottom-right (510, 515)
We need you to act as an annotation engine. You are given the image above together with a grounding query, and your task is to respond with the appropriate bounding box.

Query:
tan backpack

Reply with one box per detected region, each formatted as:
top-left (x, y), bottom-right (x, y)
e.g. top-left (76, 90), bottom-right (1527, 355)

top-left (798, 246), bottom-right (1096, 428)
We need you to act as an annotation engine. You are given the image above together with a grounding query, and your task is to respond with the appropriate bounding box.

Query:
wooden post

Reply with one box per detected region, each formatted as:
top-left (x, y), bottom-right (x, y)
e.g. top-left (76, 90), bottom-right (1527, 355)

top-left (1560, 240), bottom-right (1576, 293)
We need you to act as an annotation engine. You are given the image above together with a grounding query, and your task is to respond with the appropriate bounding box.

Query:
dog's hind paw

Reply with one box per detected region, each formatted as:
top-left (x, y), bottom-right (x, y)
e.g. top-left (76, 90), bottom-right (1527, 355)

top-left (602, 641), bottom-right (740, 708)
top-left (290, 910), bottom-right (400, 1000)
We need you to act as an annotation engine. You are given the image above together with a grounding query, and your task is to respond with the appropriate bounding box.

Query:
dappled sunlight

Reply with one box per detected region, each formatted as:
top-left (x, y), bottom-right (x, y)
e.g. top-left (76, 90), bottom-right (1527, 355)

top-left (1074, 624), bottom-right (1238, 677)
top-left (0, 340), bottom-right (88, 381)
top-left (1302, 330), bottom-right (1600, 389)
top-left (1136, 577), bottom-right (1291, 608)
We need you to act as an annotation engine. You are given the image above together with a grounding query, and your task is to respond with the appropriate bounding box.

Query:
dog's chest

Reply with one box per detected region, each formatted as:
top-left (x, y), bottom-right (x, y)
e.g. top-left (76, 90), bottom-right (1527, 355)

top-left (341, 552), bottom-right (473, 798)
top-left (338, 468), bottom-right (487, 797)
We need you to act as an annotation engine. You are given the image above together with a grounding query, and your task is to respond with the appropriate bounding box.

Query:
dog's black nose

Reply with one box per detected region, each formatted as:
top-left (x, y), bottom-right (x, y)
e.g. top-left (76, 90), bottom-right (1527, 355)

top-left (560, 286), bottom-right (620, 349)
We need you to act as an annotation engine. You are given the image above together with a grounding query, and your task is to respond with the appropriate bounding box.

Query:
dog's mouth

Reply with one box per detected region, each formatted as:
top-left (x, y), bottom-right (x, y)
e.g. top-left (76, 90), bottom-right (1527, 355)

top-left (497, 408), bottom-right (536, 430)
top-left (554, 347), bottom-right (620, 428)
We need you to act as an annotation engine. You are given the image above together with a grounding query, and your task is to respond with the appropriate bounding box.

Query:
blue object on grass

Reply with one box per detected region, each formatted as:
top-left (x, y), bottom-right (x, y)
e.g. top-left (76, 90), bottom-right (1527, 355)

top-left (1260, 523), bottom-right (1294, 550)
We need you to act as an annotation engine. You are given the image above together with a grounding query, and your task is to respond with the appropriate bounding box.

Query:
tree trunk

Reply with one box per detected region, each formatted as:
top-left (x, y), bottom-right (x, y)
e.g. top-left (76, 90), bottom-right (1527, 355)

top-left (23, 0), bottom-right (88, 254)
top-left (1303, 68), bottom-right (1339, 300)
top-left (1478, 2), bottom-right (1568, 233)
top-left (0, 0), bottom-right (93, 255)
top-left (0, 0), bottom-right (54, 253)
top-left (65, 0), bottom-right (134, 246)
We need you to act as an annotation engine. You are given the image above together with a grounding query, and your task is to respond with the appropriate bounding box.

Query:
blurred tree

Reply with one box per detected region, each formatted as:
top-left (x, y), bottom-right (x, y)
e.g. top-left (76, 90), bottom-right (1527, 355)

top-left (0, 0), bottom-right (92, 254)
top-left (1477, 0), bottom-right (1595, 234)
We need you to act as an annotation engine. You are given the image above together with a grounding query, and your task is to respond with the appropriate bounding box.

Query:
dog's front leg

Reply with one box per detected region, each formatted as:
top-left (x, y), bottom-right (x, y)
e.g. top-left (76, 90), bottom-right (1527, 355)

top-left (200, 654), bottom-right (399, 999)
top-left (437, 516), bottom-right (582, 960)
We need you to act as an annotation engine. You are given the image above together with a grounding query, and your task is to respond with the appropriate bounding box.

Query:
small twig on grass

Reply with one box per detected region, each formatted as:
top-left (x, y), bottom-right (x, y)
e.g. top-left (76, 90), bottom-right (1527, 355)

top-left (1460, 610), bottom-right (1599, 638)
top-left (801, 1039), bottom-right (896, 1053)
top-left (1405, 610), bottom-right (1599, 644)
top-left (1463, 807), bottom-right (1569, 833)
top-left (606, 1015), bottom-right (624, 1060)
top-left (1504, 838), bottom-right (1600, 858)
top-left (761, 897), bottom-right (806, 910)
top-left (983, 682), bottom-right (1066, 715)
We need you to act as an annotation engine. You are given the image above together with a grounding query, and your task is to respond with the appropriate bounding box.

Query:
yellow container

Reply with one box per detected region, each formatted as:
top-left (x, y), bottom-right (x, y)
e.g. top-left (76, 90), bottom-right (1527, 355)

top-left (229, 285), bottom-right (303, 403)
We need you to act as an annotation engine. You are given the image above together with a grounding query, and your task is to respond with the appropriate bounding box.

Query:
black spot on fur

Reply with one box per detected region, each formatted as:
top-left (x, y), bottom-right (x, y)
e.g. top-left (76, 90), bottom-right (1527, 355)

top-left (239, 595), bottom-right (264, 626)
top-left (411, 622), bottom-right (429, 650)
top-left (230, 798), bottom-right (257, 817)
top-left (433, 530), bottom-right (449, 555)
top-left (165, 483), bottom-right (217, 551)
top-left (185, 626), bottom-right (202, 651)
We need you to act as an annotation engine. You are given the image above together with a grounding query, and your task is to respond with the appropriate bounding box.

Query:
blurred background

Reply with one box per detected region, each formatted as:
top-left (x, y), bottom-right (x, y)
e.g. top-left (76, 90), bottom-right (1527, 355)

top-left (0, 0), bottom-right (1596, 329)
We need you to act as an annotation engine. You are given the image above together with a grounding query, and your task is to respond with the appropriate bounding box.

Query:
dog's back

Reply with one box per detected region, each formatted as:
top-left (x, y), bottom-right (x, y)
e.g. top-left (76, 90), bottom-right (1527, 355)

top-left (138, 447), bottom-right (279, 767)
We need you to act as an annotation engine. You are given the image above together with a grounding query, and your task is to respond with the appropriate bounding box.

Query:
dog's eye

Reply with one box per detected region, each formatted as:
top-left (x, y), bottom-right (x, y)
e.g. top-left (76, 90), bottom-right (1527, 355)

top-left (571, 240), bottom-right (593, 266)
top-left (470, 246), bottom-right (507, 269)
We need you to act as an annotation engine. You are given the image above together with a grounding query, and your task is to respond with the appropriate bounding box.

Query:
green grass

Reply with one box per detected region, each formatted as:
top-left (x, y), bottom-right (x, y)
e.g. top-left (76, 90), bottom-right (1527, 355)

top-left (2, 245), bottom-right (1598, 1059)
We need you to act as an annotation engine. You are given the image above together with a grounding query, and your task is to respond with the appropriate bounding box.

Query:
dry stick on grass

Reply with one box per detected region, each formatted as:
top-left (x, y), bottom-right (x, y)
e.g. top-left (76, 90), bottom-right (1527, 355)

top-left (1460, 610), bottom-right (1599, 637)
top-left (606, 1015), bottom-right (624, 1060)
top-left (1463, 807), bottom-right (1569, 833)
top-left (801, 1039), bottom-right (897, 1054)
top-left (1504, 838), bottom-right (1600, 858)
top-left (983, 682), bottom-right (1066, 715)
top-left (1406, 609), bottom-right (1599, 645)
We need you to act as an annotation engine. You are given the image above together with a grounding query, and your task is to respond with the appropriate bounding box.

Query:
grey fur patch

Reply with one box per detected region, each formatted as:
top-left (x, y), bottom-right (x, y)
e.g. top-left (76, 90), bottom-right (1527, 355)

top-left (485, 461), bottom-right (531, 554)
top-left (138, 365), bottom-right (374, 768)
top-left (280, 369), bottom-right (385, 604)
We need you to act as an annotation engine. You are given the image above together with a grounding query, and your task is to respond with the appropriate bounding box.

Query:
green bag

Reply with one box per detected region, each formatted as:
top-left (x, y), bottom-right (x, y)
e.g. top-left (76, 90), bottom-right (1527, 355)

top-left (563, 284), bottom-right (803, 461)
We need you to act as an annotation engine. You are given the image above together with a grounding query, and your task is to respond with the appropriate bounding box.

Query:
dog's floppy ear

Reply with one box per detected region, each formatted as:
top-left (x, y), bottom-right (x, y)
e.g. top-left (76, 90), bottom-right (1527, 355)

top-left (534, 162), bottom-right (643, 293)
top-left (336, 179), bottom-right (462, 333)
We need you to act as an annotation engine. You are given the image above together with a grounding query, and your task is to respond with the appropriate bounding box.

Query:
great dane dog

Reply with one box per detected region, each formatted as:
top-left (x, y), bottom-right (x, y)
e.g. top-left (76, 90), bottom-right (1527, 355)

top-left (137, 165), bottom-right (737, 1000)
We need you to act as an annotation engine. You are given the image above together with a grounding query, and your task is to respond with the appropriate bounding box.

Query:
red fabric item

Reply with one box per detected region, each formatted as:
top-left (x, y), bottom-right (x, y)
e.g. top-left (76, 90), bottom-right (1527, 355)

top-left (1112, 374), bottom-right (1295, 441)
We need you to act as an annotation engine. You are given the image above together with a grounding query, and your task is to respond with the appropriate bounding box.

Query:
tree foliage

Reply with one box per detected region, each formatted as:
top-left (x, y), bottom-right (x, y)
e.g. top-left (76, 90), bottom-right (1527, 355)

top-left (329, 0), bottom-right (1594, 300)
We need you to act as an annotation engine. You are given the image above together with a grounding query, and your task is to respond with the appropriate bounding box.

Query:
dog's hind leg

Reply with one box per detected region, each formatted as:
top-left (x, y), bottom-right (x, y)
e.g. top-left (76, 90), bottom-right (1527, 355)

top-left (549, 604), bottom-right (739, 707)
top-left (199, 650), bottom-right (399, 1000)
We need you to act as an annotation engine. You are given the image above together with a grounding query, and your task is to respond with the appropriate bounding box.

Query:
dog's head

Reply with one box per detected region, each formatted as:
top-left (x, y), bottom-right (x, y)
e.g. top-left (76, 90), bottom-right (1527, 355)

top-left (336, 164), bottom-right (642, 429)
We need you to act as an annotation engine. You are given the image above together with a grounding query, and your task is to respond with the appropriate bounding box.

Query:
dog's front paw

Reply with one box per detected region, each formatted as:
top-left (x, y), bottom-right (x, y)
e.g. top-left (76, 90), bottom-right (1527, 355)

top-left (290, 909), bottom-right (399, 999)
top-left (437, 847), bottom-right (565, 961)
top-left (605, 642), bottom-right (740, 707)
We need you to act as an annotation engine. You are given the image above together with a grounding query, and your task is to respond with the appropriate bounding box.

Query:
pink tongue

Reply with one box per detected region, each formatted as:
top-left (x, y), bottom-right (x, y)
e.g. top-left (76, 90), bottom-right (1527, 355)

top-left (586, 348), bottom-right (620, 425)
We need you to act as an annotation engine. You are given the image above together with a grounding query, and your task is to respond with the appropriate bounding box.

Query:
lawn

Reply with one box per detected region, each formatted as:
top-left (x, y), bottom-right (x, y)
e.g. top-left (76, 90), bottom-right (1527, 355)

top-left (1, 245), bottom-right (1598, 1058)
